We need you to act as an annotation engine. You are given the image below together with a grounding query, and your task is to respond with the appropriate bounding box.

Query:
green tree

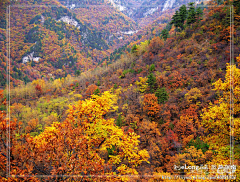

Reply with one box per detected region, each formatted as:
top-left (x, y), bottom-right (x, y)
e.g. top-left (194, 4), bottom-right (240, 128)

top-left (187, 2), bottom-right (196, 25)
top-left (93, 88), bottom-right (100, 96)
top-left (187, 137), bottom-right (209, 153)
top-left (113, 83), bottom-right (118, 89)
top-left (216, 0), bottom-right (223, 5)
top-left (97, 80), bottom-right (101, 86)
top-left (179, 5), bottom-right (187, 30)
top-left (171, 10), bottom-right (182, 32)
top-left (149, 64), bottom-right (155, 72)
top-left (147, 73), bottom-right (156, 93)
top-left (0, 72), bottom-right (6, 87)
top-left (161, 29), bottom-right (169, 41)
top-left (116, 114), bottom-right (123, 127)
top-left (23, 76), bottom-right (30, 84)
top-left (196, 7), bottom-right (203, 21)
top-left (155, 87), bottom-right (169, 104)
top-left (75, 70), bottom-right (81, 76)
top-left (234, 0), bottom-right (240, 15)
top-left (131, 44), bottom-right (138, 54)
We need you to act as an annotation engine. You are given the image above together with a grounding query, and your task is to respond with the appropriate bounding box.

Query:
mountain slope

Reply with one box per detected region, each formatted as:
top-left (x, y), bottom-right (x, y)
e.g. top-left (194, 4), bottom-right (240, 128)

top-left (0, 0), bottom-right (207, 87)
top-left (1, 0), bottom-right (240, 180)
top-left (57, 0), bottom-right (139, 51)
top-left (0, 0), bottom-right (116, 86)
top-left (107, 0), bottom-right (205, 27)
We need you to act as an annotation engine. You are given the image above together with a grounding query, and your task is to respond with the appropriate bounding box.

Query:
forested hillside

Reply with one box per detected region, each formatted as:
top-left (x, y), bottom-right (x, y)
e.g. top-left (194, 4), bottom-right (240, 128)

top-left (0, 0), bottom-right (240, 181)
top-left (0, 0), bottom-right (138, 87)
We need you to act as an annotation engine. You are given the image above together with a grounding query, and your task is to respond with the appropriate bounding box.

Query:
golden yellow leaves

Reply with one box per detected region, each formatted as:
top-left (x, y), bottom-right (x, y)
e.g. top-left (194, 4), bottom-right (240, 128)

top-left (78, 92), bottom-right (149, 175)
top-left (32, 79), bottom-right (46, 90)
top-left (67, 91), bottom-right (118, 124)
top-left (29, 91), bottom-right (149, 179)
top-left (117, 164), bottom-right (138, 175)
top-left (100, 121), bottom-right (149, 170)
top-left (185, 88), bottom-right (202, 103)
top-left (201, 100), bottom-right (230, 151)
top-left (173, 146), bottom-right (213, 178)
top-left (135, 40), bottom-right (150, 56)
top-left (32, 122), bottom-right (61, 148)
top-left (53, 78), bottom-right (65, 90)
top-left (236, 55), bottom-right (240, 64)
top-left (200, 64), bottom-right (240, 180)
top-left (213, 64), bottom-right (240, 113)
top-left (135, 77), bottom-right (148, 93)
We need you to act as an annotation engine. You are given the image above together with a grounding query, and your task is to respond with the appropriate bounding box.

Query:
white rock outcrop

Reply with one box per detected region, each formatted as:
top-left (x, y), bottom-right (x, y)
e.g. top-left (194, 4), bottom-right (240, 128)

top-left (162, 0), bottom-right (176, 12)
top-left (121, 30), bottom-right (138, 35)
top-left (22, 52), bottom-right (41, 63)
top-left (144, 7), bottom-right (158, 17)
top-left (22, 56), bottom-right (29, 63)
top-left (41, 15), bottom-right (45, 24)
top-left (58, 16), bottom-right (80, 29)
top-left (33, 57), bottom-right (40, 62)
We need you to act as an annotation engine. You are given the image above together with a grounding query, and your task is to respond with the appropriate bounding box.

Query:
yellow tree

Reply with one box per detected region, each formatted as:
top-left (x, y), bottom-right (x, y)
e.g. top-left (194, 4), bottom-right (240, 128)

top-left (27, 91), bottom-right (149, 181)
top-left (184, 87), bottom-right (202, 104)
top-left (201, 63), bottom-right (240, 179)
top-left (135, 77), bottom-right (148, 93)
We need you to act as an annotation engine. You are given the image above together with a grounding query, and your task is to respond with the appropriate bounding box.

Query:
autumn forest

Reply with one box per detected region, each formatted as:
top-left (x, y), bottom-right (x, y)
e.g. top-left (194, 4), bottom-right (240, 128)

top-left (0, 0), bottom-right (240, 181)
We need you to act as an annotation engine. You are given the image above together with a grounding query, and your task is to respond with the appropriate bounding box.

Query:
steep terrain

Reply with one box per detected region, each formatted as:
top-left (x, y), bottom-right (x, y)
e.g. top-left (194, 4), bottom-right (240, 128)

top-left (1, 0), bottom-right (240, 180)
top-left (105, 0), bottom-right (205, 26)
top-left (0, 0), bottom-right (116, 87)
top-left (0, 0), bottom-right (206, 88)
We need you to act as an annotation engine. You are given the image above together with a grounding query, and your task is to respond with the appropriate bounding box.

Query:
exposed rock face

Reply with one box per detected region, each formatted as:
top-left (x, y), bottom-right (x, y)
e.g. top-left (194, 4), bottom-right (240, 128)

top-left (58, 16), bottom-right (80, 29)
top-left (22, 56), bottom-right (29, 63)
top-left (109, 0), bottom-right (127, 11)
top-left (57, 0), bottom-right (203, 25)
top-left (120, 30), bottom-right (138, 35)
top-left (69, 3), bottom-right (75, 9)
top-left (162, 0), bottom-right (176, 12)
top-left (143, 7), bottom-right (158, 17)
top-left (41, 15), bottom-right (45, 24)
top-left (107, 0), bottom-right (204, 22)
top-left (33, 57), bottom-right (40, 62)
top-left (22, 52), bottom-right (41, 63)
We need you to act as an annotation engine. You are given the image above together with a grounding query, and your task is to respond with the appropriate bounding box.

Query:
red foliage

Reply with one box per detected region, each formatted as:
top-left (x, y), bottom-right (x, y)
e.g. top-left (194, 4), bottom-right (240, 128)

top-left (143, 94), bottom-right (160, 117)
top-left (85, 84), bottom-right (98, 97)
top-left (85, 81), bottom-right (89, 87)
top-left (35, 84), bottom-right (42, 97)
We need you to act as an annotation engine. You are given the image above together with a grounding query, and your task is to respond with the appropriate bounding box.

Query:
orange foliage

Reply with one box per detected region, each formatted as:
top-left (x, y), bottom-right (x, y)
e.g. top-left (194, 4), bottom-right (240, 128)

top-left (85, 84), bottom-right (98, 97)
top-left (143, 94), bottom-right (160, 117)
